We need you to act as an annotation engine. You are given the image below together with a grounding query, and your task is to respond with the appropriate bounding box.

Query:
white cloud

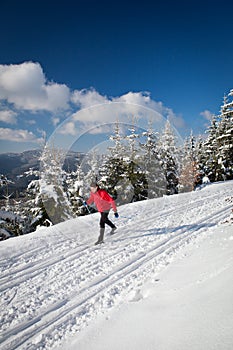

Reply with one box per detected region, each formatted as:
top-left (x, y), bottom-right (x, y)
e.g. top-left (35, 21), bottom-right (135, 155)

top-left (51, 117), bottom-right (60, 126)
top-left (58, 121), bottom-right (78, 136)
top-left (0, 62), bottom-right (70, 112)
top-left (71, 90), bottom-right (162, 120)
top-left (168, 113), bottom-right (186, 128)
top-left (114, 92), bottom-right (186, 129)
top-left (0, 110), bottom-right (17, 124)
top-left (45, 88), bottom-right (186, 149)
top-left (0, 62), bottom-right (186, 142)
top-left (71, 88), bottom-right (108, 108)
top-left (70, 90), bottom-right (185, 129)
top-left (112, 91), bottom-right (164, 121)
top-left (113, 91), bottom-right (152, 106)
top-left (43, 82), bottom-right (70, 111)
top-left (200, 110), bottom-right (213, 121)
top-left (0, 127), bottom-right (43, 143)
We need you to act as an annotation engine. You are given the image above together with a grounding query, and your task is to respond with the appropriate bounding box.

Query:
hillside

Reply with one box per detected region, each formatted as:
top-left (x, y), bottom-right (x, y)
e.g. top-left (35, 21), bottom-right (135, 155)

top-left (0, 180), bottom-right (233, 350)
top-left (0, 150), bottom-right (84, 198)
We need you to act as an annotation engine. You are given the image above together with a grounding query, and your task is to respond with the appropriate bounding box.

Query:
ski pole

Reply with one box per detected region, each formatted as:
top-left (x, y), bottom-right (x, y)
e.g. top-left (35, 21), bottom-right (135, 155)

top-left (78, 196), bottom-right (91, 214)
top-left (83, 201), bottom-right (91, 214)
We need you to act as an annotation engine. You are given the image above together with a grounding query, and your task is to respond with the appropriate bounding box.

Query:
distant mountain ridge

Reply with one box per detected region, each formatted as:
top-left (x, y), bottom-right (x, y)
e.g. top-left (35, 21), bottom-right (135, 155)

top-left (0, 149), bottom-right (41, 176)
top-left (0, 149), bottom-right (84, 198)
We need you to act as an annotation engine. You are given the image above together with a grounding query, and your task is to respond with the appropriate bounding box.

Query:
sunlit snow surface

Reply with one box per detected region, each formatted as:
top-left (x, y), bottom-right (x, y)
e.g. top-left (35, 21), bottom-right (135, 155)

top-left (0, 181), bottom-right (233, 350)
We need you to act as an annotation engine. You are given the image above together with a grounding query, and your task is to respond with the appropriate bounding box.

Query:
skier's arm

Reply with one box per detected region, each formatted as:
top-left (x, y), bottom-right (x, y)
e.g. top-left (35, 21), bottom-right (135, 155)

top-left (102, 191), bottom-right (117, 212)
top-left (111, 198), bottom-right (117, 213)
top-left (86, 193), bottom-right (94, 206)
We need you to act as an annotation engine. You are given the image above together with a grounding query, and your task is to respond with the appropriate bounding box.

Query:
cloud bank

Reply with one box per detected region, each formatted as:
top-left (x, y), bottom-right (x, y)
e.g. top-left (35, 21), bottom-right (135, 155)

top-left (0, 110), bottom-right (17, 124)
top-left (0, 127), bottom-right (43, 143)
top-left (0, 62), bottom-right (70, 112)
top-left (0, 61), bottom-right (185, 147)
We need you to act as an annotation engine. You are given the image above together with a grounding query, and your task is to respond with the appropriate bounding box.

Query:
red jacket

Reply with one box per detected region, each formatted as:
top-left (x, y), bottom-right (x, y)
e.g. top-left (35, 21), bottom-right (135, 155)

top-left (86, 189), bottom-right (117, 213)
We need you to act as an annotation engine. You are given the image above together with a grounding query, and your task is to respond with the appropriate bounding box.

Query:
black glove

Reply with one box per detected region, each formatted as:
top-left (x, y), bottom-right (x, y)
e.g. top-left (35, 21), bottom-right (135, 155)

top-left (114, 212), bottom-right (119, 218)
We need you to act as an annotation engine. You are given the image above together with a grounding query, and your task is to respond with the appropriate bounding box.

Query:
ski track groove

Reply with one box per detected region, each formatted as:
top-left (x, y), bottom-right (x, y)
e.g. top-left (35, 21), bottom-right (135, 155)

top-left (0, 239), bottom-right (88, 276)
top-left (0, 188), bottom-right (223, 272)
top-left (0, 244), bottom-right (92, 291)
top-left (0, 236), bottom-right (142, 295)
top-left (0, 188), bottom-right (225, 276)
top-left (0, 195), bottom-right (195, 286)
top-left (0, 199), bottom-right (231, 350)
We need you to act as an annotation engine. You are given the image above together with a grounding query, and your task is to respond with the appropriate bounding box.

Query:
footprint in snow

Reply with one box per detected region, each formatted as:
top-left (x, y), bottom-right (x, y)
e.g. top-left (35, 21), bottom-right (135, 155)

top-left (128, 289), bottom-right (144, 302)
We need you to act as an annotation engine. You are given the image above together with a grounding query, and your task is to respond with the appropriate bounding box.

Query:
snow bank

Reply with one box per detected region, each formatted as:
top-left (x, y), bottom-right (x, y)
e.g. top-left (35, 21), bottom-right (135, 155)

top-left (0, 181), bottom-right (232, 350)
top-left (72, 225), bottom-right (233, 350)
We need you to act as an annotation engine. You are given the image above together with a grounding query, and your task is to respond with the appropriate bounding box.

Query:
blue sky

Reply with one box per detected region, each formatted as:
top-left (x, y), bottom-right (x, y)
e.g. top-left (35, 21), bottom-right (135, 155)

top-left (0, 0), bottom-right (233, 154)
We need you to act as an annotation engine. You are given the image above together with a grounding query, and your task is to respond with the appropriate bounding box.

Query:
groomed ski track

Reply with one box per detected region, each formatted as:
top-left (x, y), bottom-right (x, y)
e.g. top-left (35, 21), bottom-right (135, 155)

top-left (0, 181), bottom-right (232, 350)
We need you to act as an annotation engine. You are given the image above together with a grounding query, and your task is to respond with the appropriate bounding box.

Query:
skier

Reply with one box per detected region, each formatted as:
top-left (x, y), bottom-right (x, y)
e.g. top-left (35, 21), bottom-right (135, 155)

top-left (84, 182), bottom-right (119, 245)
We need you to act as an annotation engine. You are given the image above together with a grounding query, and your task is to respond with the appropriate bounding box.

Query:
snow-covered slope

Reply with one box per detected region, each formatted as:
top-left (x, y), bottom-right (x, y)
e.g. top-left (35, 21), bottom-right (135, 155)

top-left (0, 181), bottom-right (233, 350)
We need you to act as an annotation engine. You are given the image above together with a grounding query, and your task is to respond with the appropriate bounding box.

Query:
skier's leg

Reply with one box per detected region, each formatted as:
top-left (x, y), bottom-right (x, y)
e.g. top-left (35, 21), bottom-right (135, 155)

top-left (103, 211), bottom-right (116, 229)
top-left (95, 213), bottom-right (105, 245)
top-left (95, 227), bottom-right (105, 245)
top-left (103, 211), bottom-right (117, 234)
top-left (99, 212), bottom-right (106, 229)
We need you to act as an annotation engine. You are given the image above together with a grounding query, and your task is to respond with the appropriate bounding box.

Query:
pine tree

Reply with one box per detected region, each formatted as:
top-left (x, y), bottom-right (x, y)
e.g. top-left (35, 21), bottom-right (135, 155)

top-left (40, 145), bottom-right (73, 224)
top-left (202, 115), bottom-right (220, 182)
top-left (139, 124), bottom-right (166, 198)
top-left (158, 120), bottom-right (179, 195)
top-left (179, 132), bottom-right (200, 192)
top-left (0, 175), bottom-right (21, 238)
top-left (216, 91), bottom-right (233, 180)
top-left (195, 136), bottom-right (208, 183)
top-left (83, 150), bottom-right (102, 192)
top-left (66, 164), bottom-right (87, 216)
top-left (123, 120), bottom-right (149, 202)
top-left (99, 120), bottom-right (149, 204)
top-left (203, 90), bottom-right (233, 182)
top-left (25, 177), bottom-right (52, 230)
top-left (99, 122), bottom-right (132, 204)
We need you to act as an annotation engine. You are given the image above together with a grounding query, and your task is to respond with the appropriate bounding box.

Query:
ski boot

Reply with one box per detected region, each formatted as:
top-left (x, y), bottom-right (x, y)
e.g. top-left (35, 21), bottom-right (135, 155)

top-left (110, 226), bottom-right (117, 235)
top-left (95, 228), bottom-right (105, 245)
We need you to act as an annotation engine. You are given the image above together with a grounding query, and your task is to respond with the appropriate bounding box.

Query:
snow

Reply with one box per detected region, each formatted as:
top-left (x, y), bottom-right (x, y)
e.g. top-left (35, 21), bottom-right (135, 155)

top-left (0, 227), bottom-right (12, 240)
top-left (40, 181), bottom-right (58, 203)
top-left (0, 210), bottom-right (18, 221)
top-left (0, 181), bottom-right (233, 350)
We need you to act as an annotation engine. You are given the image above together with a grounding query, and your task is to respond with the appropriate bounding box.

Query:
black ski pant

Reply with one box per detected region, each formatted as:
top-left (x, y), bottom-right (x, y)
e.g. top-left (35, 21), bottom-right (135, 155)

top-left (100, 211), bottom-right (115, 229)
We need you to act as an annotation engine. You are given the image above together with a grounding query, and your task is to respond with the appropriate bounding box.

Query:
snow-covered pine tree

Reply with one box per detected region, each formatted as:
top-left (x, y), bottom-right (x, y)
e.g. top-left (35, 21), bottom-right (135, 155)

top-left (99, 121), bottom-right (131, 204)
top-left (139, 123), bottom-right (166, 198)
top-left (108, 120), bottom-right (125, 158)
top-left (0, 174), bottom-right (14, 192)
top-left (158, 120), bottom-right (179, 195)
top-left (124, 119), bottom-right (148, 202)
top-left (0, 175), bottom-right (20, 238)
top-left (83, 150), bottom-right (102, 194)
top-left (40, 145), bottom-right (73, 224)
top-left (66, 164), bottom-right (87, 216)
top-left (25, 175), bottom-right (52, 231)
top-left (179, 132), bottom-right (201, 192)
top-left (202, 114), bottom-right (220, 182)
top-left (216, 90), bottom-right (233, 180)
top-left (99, 120), bottom-right (148, 204)
top-left (99, 156), bottom-right (127, 200)
top-left (0, 210), bottom-right (20, 240)
top-left (195, 136), bottom-right (208, 183)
